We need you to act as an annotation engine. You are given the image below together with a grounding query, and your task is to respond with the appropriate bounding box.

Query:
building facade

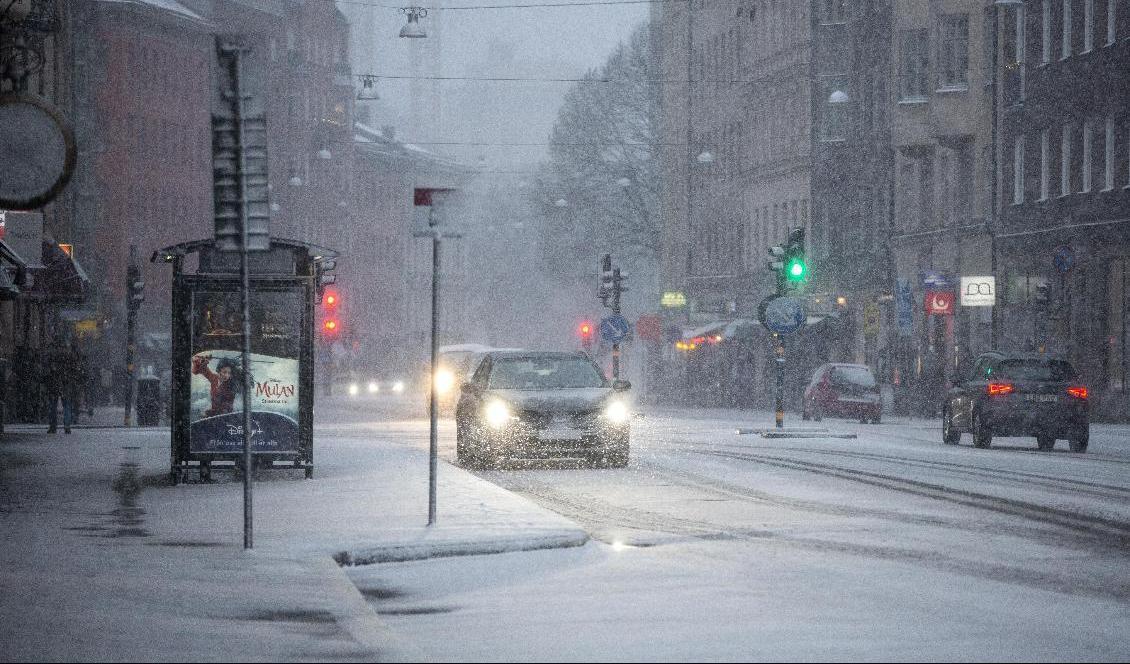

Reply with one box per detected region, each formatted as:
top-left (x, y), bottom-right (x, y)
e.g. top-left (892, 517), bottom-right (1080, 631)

top-left (995, 0), bottom-right (1130, 418)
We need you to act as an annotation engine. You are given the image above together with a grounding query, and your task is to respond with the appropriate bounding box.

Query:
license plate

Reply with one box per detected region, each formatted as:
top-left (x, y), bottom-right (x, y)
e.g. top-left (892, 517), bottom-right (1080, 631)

top-left (1024, 394), bottom-right (1058, 403)
top-left (542, 427), bottom-right (583, 441)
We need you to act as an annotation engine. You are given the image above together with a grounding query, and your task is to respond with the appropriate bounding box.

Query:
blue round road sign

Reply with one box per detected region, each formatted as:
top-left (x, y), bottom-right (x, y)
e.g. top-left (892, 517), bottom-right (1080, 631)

top-left (600, 315), bottom-right (631, 343)
top-left (761, 296), bottom-right (806, 334)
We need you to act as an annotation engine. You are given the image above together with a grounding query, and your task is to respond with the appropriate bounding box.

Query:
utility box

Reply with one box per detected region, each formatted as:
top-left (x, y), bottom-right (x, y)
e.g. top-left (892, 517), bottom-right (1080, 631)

top-left (152, 238), bottom-right (337, 484)
top-left (136, 376), bottom-right (161, 426)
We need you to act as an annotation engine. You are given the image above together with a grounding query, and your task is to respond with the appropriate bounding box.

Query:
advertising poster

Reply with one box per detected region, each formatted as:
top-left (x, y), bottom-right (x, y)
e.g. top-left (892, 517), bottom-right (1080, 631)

top-left (189, 290), bottom-right (303, 454)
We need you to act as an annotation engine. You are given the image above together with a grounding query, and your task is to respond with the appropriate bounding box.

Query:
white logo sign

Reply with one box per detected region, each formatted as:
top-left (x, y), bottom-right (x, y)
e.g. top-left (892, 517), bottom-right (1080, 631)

top-left (961, 276), bottom-right (996, 307)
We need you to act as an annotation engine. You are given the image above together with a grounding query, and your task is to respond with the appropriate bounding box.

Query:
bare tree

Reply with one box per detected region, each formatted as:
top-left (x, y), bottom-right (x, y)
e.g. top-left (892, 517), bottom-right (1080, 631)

top-left (536, 24), bottom-right (659, 280)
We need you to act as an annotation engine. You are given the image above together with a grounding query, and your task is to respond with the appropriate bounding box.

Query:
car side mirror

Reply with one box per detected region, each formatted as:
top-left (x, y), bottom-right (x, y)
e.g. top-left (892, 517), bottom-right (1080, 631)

top-left (612, 379), bottom-right (631, 392)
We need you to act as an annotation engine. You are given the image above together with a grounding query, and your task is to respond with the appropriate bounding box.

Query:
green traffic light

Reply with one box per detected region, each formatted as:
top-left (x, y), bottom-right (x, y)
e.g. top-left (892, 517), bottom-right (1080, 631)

top-left (786, 258), bottom-right (807, 281)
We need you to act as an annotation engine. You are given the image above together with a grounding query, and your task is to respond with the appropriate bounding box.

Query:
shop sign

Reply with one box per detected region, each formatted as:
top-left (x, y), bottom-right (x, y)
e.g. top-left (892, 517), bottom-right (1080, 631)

top-left (661, 291), bottom-right (687, 308)
top-left (960, 276), bottom-right (996, 307)
top-left (925, 290), bottom-right (955, 316)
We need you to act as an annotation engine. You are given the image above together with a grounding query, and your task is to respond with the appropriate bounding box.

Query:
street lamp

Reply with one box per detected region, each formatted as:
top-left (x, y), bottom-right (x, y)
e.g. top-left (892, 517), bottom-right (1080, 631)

top-left (696, 151), bottom-right (714, 164)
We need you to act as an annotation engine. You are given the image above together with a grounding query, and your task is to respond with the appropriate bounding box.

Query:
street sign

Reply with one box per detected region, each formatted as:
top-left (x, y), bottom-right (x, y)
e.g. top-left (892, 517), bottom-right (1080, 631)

top-left (600, 314), bottom-right (631, 343)
top-left (0, 94), bottom-right (76, 210)
top-left (1053, 245), bottom-right (1075, 273)
top-left (760, 296), bottom-right (806, 334)
top-left (925, 290), bottom-right (955, 316)
top-left (896, 279), bottom-right (913, 336)
top-left (960, 276), bottom-right (996, 307)
top-left (661, 291), bottom-right (687, 308)
top-left (920, 270), bottom-right (955, 289)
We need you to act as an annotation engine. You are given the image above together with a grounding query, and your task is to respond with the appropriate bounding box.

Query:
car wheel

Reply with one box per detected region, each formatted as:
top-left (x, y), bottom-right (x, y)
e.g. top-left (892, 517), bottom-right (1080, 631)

top-left (972, 411), bottom-right (992, 449)
top-left (1036, 434), bottom-right (1056, 451)
top-left (1069, 430), bottom-right (1089, 453)
top-left (942, 408), bottom-right (960, 445)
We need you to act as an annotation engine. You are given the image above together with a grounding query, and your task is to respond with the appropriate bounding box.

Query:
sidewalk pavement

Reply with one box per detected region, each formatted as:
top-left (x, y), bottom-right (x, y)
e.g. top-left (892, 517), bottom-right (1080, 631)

top-left (0, 405), bottom-right (588, 662)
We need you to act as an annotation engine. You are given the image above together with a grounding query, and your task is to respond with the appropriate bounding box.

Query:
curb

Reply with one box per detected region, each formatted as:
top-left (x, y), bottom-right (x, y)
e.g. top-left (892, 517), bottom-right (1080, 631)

top-left (305, 555), bottom-right (428, 663)
top-left (337, 530), bottom-right (591, 566)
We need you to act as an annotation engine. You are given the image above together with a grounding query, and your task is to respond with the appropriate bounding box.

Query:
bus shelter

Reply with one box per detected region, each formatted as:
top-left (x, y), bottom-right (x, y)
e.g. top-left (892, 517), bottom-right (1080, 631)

top-left (152, 238), bottom-right (337, 484)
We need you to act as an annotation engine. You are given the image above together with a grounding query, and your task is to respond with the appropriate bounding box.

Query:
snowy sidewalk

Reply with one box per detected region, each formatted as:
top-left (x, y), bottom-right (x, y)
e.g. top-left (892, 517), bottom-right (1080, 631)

top-left (0, 414), bottom-right (587, 662)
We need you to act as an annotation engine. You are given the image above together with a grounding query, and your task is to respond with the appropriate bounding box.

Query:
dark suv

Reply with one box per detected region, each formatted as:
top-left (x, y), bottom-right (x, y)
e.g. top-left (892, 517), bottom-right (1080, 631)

top-left (942, 352), bottom-right (1090, 452)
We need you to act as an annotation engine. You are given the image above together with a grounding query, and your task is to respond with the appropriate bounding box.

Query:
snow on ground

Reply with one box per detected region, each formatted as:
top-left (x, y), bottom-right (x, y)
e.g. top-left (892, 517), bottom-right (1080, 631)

top-left (347, 404), bottom-right (1130, 662)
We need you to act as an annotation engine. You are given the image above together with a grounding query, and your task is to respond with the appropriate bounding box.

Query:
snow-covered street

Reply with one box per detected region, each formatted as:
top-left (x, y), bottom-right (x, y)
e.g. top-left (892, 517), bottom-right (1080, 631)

top-left (347, 403), bottom-right (1130, 661)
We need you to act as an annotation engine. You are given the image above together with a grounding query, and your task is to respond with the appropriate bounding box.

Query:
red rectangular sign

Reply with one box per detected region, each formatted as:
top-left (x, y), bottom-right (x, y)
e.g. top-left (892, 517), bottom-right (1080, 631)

top-left (925, 290), bottom-right (955, 316)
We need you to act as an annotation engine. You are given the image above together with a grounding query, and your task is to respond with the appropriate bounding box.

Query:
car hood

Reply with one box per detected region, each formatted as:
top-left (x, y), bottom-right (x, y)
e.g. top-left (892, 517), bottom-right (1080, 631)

top-left (487, 388), bottom-right (613, 413)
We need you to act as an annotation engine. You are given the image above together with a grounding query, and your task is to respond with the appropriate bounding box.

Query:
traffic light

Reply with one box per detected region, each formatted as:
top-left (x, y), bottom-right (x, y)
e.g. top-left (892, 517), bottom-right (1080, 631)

top-left (767, 227), bottom-right (807, 294)
top-left (785, 227), bottom-right (807, 285)
top-left (127, 264), bottom-right (145, 311)
top-left (320, 288), bottom-right (341, 339)
top-left (579, 320), bottom-right (594, 350)
top-left (598, 254), bottom-right (613, 307)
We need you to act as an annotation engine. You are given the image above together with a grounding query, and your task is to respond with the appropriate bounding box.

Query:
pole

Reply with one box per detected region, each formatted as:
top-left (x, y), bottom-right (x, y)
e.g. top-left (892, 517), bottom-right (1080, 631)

top-left (428, 225), bottom-right (440, 526)
top-left (228, 43), bottom-right (254, 550)
top-left (612, 267), bottom-right (622, 380)
top-left (774, 335), bottom-right (785, 429)
top-left (124, 246), bottom-right (138, 426)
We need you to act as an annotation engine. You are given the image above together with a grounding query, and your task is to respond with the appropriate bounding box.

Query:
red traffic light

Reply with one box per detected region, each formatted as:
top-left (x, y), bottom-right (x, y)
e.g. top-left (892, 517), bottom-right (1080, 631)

top-left (323, 319), bottom-right (339, 335)
top-left (324, 290), bottom-right (339, 308)
top-left (579, 321), bottom-right (593, 338)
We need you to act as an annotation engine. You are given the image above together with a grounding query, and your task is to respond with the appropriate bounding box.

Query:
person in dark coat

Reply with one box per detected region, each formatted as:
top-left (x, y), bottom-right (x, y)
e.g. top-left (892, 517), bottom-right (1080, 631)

top-left (44, 339), bottom-right (83, 434)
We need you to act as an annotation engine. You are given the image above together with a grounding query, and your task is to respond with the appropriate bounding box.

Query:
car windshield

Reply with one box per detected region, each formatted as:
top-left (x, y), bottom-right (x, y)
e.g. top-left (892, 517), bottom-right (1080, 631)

top-left (995, 359), bottom-right (1077, 382)
top-left (488, 357), bottom-right (606, 390)
top-left (832, 366), bottom-right (877, 388)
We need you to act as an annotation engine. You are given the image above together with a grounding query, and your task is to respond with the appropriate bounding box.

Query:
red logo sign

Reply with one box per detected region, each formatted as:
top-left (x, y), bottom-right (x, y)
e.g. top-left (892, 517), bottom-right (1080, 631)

top-left (925, 290), bottom-right (955, 316)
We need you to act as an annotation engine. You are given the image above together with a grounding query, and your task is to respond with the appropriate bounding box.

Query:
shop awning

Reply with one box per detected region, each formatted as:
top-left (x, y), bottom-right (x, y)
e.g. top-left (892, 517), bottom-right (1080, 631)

top-left (0, 239), bottom-right (27, 299)
top-left (30, 240), bottom-right (90, 303)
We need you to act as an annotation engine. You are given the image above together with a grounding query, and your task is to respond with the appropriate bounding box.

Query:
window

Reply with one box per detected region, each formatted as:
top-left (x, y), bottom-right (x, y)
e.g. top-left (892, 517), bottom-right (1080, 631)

top-left (1062, 124), bottom-right (1073, 195)
top-left (1082, 119), bottom-right (1093, 192)
top-left (1108, 0), bottom-right (1118, 44)
top-left (1015, 6), bottom-right (1027, 99)
top-left (1085, 0), bottom-right (1095, 51)
top-left (1040, 129), bottom-right (1050, 200)
top-left (1042, 0), bottom-right (1052, 63)
top-left (1063, 0), bottom-right (1073, 58)
top-left (1105, 115), bottom-right (1116, 190)
top-left (1014, 136), bottom-right (1026, 204)
top-left (939, 15), bottom-right (970, 88)
top-left (900, 30), bottom-right (930, 100)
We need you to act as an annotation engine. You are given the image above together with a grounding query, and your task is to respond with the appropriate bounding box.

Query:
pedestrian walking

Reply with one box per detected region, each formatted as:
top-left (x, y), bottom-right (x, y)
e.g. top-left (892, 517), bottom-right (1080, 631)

top-left (43, 338), bottom-right (83, 434)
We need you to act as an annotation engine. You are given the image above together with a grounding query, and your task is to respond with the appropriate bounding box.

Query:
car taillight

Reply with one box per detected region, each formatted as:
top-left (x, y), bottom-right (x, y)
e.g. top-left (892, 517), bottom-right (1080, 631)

top-left (987, 382), bottom-right (1014, 396)
top-left (1066, 386), bottom-right (1088, 399)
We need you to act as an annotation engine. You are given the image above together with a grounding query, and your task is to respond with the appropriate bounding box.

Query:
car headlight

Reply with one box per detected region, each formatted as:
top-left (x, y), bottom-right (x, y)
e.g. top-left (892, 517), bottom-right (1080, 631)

top-left (392, 380), bottom-right (405, 393)
top-left (367, 381), bottom-right (379, 394)
top-left (484, 400), bottom-right (515, 429)
top-left (603, 400), bottom-right (630, 424)
top-left (348, 383), bottom-right (359, 397)
top-left (434, 368), bottom-right (455, 395)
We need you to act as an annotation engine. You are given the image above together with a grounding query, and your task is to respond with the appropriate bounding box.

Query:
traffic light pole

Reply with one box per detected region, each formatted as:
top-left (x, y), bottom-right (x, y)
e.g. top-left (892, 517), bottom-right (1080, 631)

top-left (611, 267), bottom-right (622, 380)
top-left (428, 231), bottom-right (440, 527)
top-left (124, 245), bottom-right (139, 426)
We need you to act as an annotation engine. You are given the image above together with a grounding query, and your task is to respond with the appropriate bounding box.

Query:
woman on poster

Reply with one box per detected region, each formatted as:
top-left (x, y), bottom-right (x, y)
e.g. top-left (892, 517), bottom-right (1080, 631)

top-left (191, 355), bottom-right (243, 417)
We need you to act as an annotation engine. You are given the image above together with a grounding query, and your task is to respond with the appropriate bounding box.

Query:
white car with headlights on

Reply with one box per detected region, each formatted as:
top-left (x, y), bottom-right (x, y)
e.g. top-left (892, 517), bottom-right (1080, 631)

top-left (455, 351), bottom-right (631, 469)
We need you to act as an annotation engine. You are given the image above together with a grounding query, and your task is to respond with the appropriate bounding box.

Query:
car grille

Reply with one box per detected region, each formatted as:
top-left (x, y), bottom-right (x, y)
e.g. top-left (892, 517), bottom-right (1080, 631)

top-left (516, 408), bottom-right (600, 430)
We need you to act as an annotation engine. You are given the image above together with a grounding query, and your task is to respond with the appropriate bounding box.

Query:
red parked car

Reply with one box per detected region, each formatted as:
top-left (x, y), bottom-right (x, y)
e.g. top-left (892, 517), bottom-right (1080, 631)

top-left (802, 363), bottom-right (882, 424)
